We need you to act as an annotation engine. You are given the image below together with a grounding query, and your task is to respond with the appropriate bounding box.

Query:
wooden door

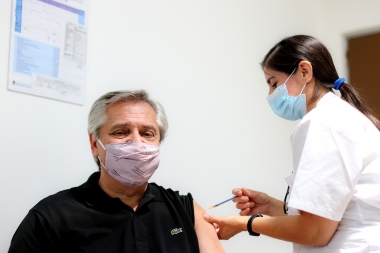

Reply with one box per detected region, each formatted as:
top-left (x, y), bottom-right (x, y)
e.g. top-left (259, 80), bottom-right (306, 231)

top-left (347, 32), bottom-right (380, 119)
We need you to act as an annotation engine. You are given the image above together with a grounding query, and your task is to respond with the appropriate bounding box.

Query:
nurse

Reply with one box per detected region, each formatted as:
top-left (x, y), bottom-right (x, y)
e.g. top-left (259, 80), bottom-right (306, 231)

top-left (204, 35), bottom-right (380, 252)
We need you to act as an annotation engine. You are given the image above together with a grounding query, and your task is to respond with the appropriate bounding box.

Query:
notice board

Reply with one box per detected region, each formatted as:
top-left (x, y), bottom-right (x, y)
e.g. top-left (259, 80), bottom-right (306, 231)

top-left (8, 0), bottom-right (89, 105)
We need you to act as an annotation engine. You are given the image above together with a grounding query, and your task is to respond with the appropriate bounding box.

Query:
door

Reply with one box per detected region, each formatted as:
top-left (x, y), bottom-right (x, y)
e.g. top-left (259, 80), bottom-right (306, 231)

top-left (347, 32), bottom-right (380, 119)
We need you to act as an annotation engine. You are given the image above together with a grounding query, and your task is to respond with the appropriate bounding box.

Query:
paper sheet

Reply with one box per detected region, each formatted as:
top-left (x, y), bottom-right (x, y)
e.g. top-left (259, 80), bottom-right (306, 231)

top-left (8, 0), bottom-right (88, 105)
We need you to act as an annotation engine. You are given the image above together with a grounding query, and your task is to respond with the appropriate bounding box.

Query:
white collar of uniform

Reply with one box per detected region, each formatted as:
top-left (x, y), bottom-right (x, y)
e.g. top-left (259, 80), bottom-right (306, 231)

top-left (316, 91), bottom-right (336, 107)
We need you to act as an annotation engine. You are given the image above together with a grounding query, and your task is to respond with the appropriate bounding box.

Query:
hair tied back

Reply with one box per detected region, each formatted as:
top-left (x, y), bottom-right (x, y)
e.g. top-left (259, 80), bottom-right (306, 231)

top-left (334, 78), bottom-right (345, 90)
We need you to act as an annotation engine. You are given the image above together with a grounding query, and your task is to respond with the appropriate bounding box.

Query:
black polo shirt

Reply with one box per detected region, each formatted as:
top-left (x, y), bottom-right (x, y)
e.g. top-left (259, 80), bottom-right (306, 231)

top-left (8, 172), bottom-right (200, 253)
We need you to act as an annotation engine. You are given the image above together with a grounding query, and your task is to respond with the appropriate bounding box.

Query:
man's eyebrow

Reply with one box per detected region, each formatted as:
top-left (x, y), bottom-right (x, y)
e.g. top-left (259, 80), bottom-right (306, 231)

top-left (141, 124), bottom-right (158, 131)
top-left (109, 123), bottom-right (130, 131)
top-left (109, 123), bottom-right (158, 131)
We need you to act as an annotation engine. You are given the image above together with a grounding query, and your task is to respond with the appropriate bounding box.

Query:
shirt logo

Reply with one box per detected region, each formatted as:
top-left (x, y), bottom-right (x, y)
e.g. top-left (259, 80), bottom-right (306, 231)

top-left (171, 228), bottom-right (183, 235)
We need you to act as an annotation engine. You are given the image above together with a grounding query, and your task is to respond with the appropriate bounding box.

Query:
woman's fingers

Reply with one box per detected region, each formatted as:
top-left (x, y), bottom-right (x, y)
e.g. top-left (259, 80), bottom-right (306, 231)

top-left (232, 188), bottom-right (250, 205)
top-left (236, 198), bottom-right (256, 212)
top-left (239, 207), bottom-right (251, 216)
top-left (232, 188), bottom-right (243, 196)
top-left (204, 215), bottom-right (246, 240)
top-left (204, 213), bottom-right (216, 223)
top-left (241, 187), bottom-right (255, 198)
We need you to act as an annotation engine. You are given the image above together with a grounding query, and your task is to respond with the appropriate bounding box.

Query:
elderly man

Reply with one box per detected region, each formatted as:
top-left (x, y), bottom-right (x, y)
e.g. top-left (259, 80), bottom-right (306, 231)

top-left (8, 90), bottom-right (224, 253)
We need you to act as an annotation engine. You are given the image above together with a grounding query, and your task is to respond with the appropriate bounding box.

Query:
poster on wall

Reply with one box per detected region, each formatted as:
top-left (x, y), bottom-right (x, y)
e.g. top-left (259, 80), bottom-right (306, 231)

top-left (8, 0), bottom-right (88, 105)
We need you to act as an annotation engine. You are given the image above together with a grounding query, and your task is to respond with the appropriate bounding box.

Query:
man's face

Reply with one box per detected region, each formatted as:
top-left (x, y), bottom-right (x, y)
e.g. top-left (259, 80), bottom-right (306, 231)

top-left (90, 100), bottom-right (160, 163)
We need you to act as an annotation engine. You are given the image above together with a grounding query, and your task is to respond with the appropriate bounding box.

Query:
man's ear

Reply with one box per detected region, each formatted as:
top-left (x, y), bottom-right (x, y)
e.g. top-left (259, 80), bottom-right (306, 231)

top-left (298, 61), bottom-right (313, 83)
top-left (89, 133), bottom-right (99, 157)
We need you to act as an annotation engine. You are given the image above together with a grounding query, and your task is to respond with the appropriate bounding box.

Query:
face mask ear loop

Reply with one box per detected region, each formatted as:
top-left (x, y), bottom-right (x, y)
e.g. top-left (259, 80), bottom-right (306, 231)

top-left (299, 82), bottom-right (307, 96)
top-left (284, 67), bottom-right (297, 85)
top-left (96, 139), bottom-right (107, 169)
top-left (97, 156), bottom-right (107, 170)
top-left (97, 138), bottom-right (106, 151)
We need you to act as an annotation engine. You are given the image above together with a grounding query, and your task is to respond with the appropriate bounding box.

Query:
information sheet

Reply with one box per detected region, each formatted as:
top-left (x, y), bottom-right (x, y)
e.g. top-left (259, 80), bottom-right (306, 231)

top-left (8, 0), bottom-right (88, 105)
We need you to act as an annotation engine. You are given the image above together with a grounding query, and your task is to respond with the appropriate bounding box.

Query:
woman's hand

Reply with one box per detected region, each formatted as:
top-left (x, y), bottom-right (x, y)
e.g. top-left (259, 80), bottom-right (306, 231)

top-left (233, 188), bottom-right (285, 217)
top-left (204, 211), bottom-right (339, 245)
top-left (203, 214), bottom-right (248, 240)
top-left (233, 188), bottom-right (270, 216)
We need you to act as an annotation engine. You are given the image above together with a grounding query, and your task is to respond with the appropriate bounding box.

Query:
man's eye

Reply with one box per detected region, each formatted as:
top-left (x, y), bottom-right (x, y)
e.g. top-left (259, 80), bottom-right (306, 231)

top-left (272, 83), bottom-right (277, 88)
top-left (112, 131), bottom-right (126, 137)
top-left (143, 132), bottom-right (154, 137)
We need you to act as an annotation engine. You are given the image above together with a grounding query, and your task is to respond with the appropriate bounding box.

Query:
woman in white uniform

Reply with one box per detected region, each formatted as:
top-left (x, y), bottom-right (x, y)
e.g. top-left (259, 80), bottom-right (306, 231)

top-left (204, 35), bottom-right (380, 252)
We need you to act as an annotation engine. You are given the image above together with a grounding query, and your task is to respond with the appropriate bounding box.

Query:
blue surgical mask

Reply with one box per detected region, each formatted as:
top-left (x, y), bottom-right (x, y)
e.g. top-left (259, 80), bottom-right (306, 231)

top-left (266, 68), bottom-right (307, 121)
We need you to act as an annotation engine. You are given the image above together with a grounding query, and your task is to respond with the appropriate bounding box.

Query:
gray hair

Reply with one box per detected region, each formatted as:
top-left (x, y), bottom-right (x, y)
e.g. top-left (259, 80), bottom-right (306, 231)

top-left (88, 90), bottom-right (168, 168)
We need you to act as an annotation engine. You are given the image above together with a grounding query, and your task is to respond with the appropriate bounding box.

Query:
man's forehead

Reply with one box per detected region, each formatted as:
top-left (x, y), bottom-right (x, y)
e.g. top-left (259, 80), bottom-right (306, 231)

top-left (107, 100), bottom-right (155, 114)
top-left (105, 101), bottom-right (158, 124)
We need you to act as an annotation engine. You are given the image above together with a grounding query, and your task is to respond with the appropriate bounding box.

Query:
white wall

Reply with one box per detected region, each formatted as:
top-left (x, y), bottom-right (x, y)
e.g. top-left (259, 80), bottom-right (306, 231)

top-left (315, 0), bottom-right (380, 84)
top-left (1, 1), bottom-right (379, 252)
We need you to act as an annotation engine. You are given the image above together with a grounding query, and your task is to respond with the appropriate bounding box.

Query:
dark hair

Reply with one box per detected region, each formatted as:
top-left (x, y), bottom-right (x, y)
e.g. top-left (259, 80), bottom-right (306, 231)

top-left (261, 35), bottom-right (380, 131)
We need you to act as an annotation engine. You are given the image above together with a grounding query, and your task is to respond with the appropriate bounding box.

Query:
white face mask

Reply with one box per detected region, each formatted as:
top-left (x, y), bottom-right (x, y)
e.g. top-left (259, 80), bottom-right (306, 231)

top-left (97, 139), bottom-right (160, 187)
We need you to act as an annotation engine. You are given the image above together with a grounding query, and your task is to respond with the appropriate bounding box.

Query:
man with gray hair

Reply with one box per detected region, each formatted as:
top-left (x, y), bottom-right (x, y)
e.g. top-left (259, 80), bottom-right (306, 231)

top-left (8, 90), bottom-right (225, 253)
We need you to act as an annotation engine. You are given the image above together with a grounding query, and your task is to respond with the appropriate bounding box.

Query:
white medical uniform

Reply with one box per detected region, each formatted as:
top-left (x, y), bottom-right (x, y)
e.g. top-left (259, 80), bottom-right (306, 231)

top-left (286, 92), bottom-right (380, 253)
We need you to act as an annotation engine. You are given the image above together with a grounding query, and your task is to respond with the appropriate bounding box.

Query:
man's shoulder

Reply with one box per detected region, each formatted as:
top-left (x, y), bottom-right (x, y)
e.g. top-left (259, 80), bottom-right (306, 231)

top-left (32, 172), bottom-right (99, 214)
top-left (31, 186), bottom-right (81, 214)
top-left (148, 182), bottom-right (194, 208)
top-left (148, 182), bottom-right (192, 198)
top-left (147, 183), bottom-right (195, 224)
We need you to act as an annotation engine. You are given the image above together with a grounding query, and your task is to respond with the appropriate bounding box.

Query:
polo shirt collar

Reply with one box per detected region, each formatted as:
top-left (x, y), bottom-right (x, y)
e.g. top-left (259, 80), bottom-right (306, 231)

top-left (76, 172), bottom-right (161, 212)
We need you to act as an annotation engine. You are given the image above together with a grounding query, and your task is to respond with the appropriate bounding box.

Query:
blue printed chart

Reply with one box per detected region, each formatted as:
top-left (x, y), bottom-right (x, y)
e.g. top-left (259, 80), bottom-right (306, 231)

top-left (8, 0), bottom-right (88, 105)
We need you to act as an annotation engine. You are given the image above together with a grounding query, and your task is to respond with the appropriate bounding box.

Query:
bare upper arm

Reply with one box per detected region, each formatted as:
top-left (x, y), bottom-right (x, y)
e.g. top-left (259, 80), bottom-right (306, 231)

top-left (193, 201), bottom-right (225, 253)
top-left (299, 211), bottom-right (339, 246)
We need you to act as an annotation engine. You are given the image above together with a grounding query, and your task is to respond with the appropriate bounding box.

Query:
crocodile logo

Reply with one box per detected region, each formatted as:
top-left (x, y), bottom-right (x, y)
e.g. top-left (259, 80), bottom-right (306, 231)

top-left (171, 228), bottom-right (183, 235)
